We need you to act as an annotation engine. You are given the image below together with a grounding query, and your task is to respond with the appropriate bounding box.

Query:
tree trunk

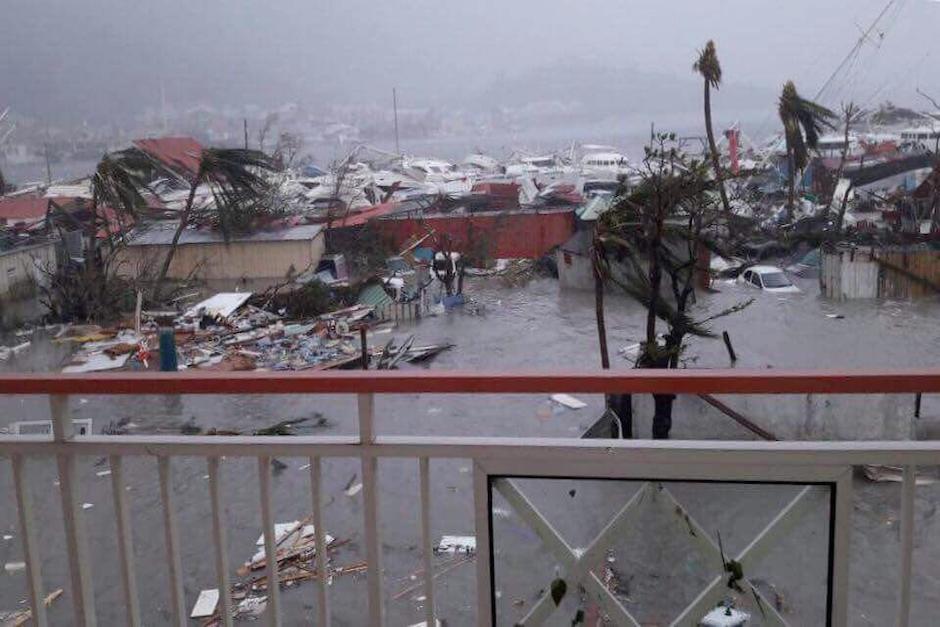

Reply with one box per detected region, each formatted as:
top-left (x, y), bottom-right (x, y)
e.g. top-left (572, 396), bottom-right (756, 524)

top-left (835, 184), bottom-right (852, 234)
top-left (651, 393), bottom-right (676, 439)
top-left (786, 146), bottom-right (796, 221)
top-left (592, 243), bottom-right (610, 370)
top-left (646, 221), bottom-right (663, 345)
top-left (703, 82), bottom-right (732, 219)
top-left (154, 180), bottom-right (200, 300)
top-left (830, 112), bottom-right (853, 233)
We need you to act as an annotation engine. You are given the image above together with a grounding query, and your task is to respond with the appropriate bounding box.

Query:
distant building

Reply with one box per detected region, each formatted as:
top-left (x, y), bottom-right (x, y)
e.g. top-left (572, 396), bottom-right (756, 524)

top-left (117, 222), bottom-right (325, 292)
top-left (0, 193), bottom-right (51, 228)
top-left (0, 238), bottom-right (56, 298)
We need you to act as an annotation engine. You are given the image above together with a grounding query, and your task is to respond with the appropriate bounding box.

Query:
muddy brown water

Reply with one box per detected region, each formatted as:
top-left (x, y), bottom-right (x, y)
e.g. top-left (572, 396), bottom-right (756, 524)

top-left (1, 274), bottom-right (939, 625)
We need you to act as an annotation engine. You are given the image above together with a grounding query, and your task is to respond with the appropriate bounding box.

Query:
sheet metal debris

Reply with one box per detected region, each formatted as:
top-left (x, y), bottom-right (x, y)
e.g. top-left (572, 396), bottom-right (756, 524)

top-left (57, 293), bottom-right (451, 374)
top-left (199, 513), bottom-right (364, 625)
top-left (550, 393), bottom-right (587, 410)
top-left (190, 588), bottom-right (220, 619)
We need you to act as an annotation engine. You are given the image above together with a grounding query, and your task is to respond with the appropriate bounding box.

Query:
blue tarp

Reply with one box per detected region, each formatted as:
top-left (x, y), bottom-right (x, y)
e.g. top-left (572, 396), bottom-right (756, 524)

top-left (413, 247), bottom-right (434, 261)
top-left (301, 164), bottom-right (327, 177)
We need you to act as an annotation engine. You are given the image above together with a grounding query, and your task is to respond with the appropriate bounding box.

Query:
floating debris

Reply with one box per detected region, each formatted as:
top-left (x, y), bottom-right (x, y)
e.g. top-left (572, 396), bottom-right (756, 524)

top-left (435, 535), bottom-right (476, 554)
top-left (550, 394), bottom-right (587, 410)
top-left (190, 588), bottom-right (219, 619)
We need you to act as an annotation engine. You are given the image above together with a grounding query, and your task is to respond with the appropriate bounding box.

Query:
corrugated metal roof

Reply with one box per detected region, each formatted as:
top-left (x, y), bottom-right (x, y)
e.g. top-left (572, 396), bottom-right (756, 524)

top-left (126, 222), bottom-right (323, 246)
top-left (45, 182), bottom-right (93, 199)
top-left (357, 283), bottom-right (393, 308)
top-left (333, 201), bottom-right (399, 228)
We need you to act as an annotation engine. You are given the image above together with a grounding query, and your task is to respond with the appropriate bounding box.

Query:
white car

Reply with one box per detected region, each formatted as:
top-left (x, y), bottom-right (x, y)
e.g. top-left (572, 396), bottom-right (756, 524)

top-left (737, 265), bottom-right (801, 293)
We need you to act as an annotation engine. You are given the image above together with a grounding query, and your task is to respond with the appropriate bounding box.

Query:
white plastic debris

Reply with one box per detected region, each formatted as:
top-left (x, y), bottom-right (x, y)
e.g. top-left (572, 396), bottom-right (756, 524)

top-left (255, 521), bottom-right (321, 546)
top-left (344, 482), bottom-right (363, 497)
top-left (82, 503), bottom-right (94, 510)
top-left (62, 352), bottom-right (130, 373)
top-left (190, 588), bottom-right (219, 618)
top-left (234, 596), bottom-right (267, 619)
top-left (184, 292), bottom-right (252, 320)
top-left (550, 394), bottom-right (587, 410)
top-left (436, 535), bottom-right (476, 554)
top-left (700, 606), bottom-right (749, 626)
top-left (4, 562), bottom-right (26, 574)
top-left (96, 470), bottom-right (111, 477)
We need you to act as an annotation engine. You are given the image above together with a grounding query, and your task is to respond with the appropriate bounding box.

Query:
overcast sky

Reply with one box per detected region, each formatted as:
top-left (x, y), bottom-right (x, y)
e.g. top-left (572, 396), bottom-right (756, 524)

top-left (2, 0), bottom-right (938, 124)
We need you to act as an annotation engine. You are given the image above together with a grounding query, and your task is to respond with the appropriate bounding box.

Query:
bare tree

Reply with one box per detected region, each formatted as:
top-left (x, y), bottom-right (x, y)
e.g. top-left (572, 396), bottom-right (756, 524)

top-left (595, 133), bottom-right (751, 438)
top-left (257, 113), bottom-right (279, 153)
top-left (273, 131), bottom-right (305, 169)
top-left (828, 102), bottom-right (864, 234)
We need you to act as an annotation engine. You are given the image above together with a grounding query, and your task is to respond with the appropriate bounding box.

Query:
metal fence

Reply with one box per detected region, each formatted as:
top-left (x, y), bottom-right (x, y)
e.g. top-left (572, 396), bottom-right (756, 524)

top-left (0, 369), bottom-right (939, 627)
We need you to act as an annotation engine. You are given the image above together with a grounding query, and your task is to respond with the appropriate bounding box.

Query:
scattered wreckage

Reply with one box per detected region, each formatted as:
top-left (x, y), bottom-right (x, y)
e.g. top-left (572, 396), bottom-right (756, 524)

top-left (57, 291), bottom-right (452, 374)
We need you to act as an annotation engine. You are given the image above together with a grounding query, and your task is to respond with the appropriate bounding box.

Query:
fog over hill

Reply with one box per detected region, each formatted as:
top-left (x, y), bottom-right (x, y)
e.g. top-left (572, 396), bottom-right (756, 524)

top-left (2, 0), bottom-right (938, 127)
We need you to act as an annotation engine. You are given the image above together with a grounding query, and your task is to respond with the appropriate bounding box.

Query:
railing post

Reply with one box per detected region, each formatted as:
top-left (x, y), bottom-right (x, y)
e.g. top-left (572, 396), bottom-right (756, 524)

top-left (208, 457), bottom-right (234, 627)
top-left (419, 457), bottom-right (435, 627)
top-left (831, 468), bottom-right (853, 627)
top-left (359, 393), bottom-right (384, 625)
top-left (12, 455), bottom-right (47, 627)
top-left (896, 465), bottom-right (916, 627)
top-left (51, 394), bottom-right (97, 626)
top-left (158, 456), bottom-right (187, 626)
top-left (109, 456), bottom-right (141, 627)
top-left (473, 461), bottom-right (493, 627)
top-left (258, 456), bottom-right (282, 627)
top-left (309, 456), bottom-right (330, 626)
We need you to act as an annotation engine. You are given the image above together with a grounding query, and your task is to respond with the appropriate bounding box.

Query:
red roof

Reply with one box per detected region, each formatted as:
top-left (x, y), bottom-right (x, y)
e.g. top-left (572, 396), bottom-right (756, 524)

top-left (332, 201), bottom-right (399, 228)
top-left (133, 137), bottom-right (204, 179)
top-left (0, 194), bottom-right (52, 223)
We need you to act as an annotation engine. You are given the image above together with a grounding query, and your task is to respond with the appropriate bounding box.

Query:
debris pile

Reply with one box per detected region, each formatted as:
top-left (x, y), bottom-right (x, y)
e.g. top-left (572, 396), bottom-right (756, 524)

top-left (58, 292), bottom-right (452, 373)
top-left (198, 516), bottom-right (366, 626)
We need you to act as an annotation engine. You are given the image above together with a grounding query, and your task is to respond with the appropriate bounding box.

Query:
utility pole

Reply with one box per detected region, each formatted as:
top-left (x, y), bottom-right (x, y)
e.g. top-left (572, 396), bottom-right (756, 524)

top-left (44, 143), bottom-right (52, 185)
top-left (43, 123), bottom-right (52, 185)
top-left (392, 87), bottom-right (401, 157)
top-left (160, 78), bottom-right (168, 134)
top-left (243, 118), bottom-right (249, 149)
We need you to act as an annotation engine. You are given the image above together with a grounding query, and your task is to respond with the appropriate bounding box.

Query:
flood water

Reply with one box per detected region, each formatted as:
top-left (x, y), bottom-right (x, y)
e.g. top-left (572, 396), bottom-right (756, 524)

top-left (1, 272), bottom-right (939, 625)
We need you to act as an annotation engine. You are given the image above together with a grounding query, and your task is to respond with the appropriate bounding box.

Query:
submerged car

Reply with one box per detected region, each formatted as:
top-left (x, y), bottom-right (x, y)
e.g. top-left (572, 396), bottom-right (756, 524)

top-left (737, 265), bottom-right (801, 293)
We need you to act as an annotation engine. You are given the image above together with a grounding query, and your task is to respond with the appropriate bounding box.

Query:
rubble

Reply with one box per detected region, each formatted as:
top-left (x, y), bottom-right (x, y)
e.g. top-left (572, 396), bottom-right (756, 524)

top-left (0, 588), bottom-right (63, 626)
top-left (56, 290), bottom-right (452, 375)
top-left (199, 513), bottom-right (365, 626)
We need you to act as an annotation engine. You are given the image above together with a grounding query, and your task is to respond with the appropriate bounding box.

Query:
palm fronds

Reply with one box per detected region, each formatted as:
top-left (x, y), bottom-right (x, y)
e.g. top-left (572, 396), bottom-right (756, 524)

top-left (192, 148), bottom-right (277, 239)
top-left (92, 149), bottom-right (152, 219)
top-left (693, 40), bottom-right (722, 89)
top-left (778, 81), bottom-right (836, 172)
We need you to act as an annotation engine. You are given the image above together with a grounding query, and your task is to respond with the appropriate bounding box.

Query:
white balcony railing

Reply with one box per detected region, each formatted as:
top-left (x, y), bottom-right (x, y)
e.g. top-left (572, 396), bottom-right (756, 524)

top-left (0, 369), bottom-right (938, 626)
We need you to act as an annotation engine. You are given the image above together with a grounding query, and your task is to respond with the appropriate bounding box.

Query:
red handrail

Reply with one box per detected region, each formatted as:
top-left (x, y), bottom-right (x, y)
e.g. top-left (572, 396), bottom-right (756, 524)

top-left (0, 368), bottom-right (938, 395)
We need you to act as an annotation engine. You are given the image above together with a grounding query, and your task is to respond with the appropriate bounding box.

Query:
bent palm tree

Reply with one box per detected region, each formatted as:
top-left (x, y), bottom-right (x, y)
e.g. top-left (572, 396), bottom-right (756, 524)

top-left (778, 81), bottom-right (835, 217)
top-left (90, 149), bottom-right (152, 250)
top-left (693, 40), bottom-right (732, 219)
top-left (154, 148), bottom-right (274, 299)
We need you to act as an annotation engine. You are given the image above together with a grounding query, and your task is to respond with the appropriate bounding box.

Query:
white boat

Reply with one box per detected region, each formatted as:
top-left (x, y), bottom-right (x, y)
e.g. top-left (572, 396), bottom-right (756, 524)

top-left (580, 151), bottom-right (632, 179)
